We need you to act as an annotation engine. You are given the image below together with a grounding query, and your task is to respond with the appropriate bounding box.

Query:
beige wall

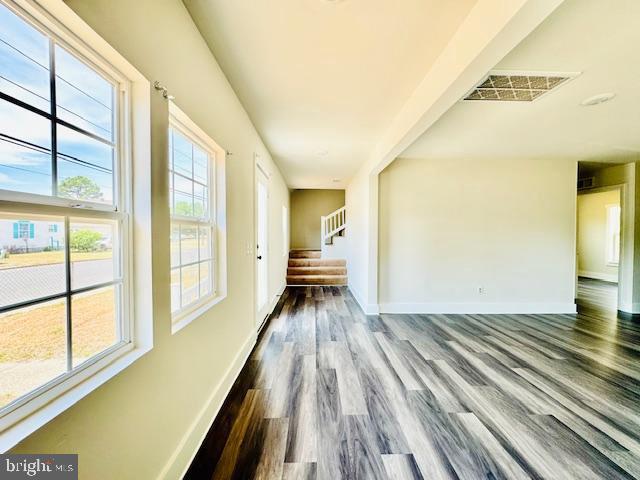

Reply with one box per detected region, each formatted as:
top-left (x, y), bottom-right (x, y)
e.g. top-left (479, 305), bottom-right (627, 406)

top-left (345, 168), bottom-right (375, 311)
top-left (378, 157), bottom-right (577, 312)
top-left (290, 189), bottom-right (344, 249)
top-left (577, 189), bottom-right (620, 282)
top-left (10, 1), bottom-right (289, 479)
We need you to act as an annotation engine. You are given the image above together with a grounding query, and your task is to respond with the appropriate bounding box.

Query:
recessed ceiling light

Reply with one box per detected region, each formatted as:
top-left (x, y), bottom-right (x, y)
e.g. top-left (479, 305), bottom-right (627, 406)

top-left (580, 92), bottom-right (616, 106)
top-left (316, 149), bottom-right (329, 157)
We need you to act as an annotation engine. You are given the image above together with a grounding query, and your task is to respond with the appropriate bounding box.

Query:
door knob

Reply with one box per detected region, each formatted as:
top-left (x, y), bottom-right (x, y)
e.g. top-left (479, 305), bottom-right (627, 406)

top-left (257, 255), bottom-right (262, 260)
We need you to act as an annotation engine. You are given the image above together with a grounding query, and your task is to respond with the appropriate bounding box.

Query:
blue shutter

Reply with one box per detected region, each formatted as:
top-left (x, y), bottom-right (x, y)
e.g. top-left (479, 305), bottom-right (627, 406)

top-left (54, 224), bottom-right (58, 233)
top-left (29, 223), bottom-right (35, 239)
top-left (13, 223), bottom-right (18, 239)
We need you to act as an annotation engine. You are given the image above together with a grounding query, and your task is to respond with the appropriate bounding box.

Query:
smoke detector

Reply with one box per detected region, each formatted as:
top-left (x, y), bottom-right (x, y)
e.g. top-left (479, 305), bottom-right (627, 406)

top-left (463, 71), bottom-right (579, 102)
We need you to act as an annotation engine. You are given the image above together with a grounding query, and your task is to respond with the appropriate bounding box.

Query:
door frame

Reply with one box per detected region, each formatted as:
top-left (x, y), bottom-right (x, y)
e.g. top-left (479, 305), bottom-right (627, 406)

top-left (576, 184), bottom-right (625, 311)
top-left (254, 156), bottom-right (270, 330)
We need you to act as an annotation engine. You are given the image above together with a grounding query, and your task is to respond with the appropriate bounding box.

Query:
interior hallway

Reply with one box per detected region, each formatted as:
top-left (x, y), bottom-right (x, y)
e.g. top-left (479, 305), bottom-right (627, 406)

top-left (186, 286), bottom-right (640, 479)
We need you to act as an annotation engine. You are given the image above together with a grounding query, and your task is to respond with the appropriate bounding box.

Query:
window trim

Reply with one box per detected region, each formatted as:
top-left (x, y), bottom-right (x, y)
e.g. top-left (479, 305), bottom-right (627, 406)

top-left (0, 0), bottom-right (153, 452)
top-left (169, 103), bottom-right (227, 334)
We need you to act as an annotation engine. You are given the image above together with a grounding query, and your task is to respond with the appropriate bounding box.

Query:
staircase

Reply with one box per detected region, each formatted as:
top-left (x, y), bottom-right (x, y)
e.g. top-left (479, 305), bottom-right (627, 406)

top-left (286, 250), bottom-right (347, 286)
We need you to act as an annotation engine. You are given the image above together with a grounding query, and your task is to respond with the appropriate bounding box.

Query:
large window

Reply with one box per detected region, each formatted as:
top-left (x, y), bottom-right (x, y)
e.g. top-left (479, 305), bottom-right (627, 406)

top-left (169, 104), bottom-right (226, 330)
top-left (0, 1), bottom-right (131, 418)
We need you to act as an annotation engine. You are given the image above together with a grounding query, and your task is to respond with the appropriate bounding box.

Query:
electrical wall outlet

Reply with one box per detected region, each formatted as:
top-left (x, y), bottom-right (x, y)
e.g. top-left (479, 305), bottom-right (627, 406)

top-left (478, 286), bottom-right (484, 295)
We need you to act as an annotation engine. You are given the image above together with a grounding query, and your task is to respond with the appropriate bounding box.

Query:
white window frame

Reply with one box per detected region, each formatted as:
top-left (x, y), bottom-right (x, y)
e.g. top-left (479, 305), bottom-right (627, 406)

top-left (605, 203), bottom-right (621, 267)
top-left (0, 0), bottom-right (153, 452)
top-left (169, 103), bottom-right (227, 334)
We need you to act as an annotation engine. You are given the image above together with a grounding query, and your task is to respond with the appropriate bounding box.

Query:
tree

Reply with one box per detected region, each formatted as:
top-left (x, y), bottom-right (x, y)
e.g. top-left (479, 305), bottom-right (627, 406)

top-left (59, 176), bottom-right (103, 201)
top-left (70, 229), bottom-right (102, 252)
top-left (174, 201), bottom-right (204, 217)
top-left (174, 201), bottom-right (192, 216)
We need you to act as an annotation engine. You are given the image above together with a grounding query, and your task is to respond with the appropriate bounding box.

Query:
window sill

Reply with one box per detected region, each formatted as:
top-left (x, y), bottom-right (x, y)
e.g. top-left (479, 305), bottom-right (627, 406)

top-left (171, 294), bottom-right (227, 335)
top-left (0, 342), bottom-right (152, 452)
top-left (607, 262), bottom-right (620, 267)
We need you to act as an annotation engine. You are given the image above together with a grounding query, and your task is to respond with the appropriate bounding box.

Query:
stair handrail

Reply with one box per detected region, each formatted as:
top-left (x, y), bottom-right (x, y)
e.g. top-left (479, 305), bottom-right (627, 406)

top-left (321, 206), bottom-right (346, 244)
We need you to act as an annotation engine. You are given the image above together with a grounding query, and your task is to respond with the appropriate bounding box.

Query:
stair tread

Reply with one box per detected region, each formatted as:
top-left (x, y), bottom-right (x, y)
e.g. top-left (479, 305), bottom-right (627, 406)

top-left (287, 274), bottom-right (347, 278)
top-left (289, 250), bottom-right (321, 259)
top-left (287, 266), bottom-right (346, 270)
top-left (288, 258), bottom-right (346, 266)
top-left (286, 273), bottom-right (347, 286)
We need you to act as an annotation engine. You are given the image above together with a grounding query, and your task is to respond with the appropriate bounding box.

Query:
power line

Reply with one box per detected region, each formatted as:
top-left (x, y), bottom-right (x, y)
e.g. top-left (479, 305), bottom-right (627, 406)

top-left (1, 75), bottom-right (112, 138)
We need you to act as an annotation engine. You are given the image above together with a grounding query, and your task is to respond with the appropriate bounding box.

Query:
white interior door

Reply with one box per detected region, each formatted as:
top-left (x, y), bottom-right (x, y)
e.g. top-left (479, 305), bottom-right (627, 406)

top-left (256, 165), bottom-right (269, 328)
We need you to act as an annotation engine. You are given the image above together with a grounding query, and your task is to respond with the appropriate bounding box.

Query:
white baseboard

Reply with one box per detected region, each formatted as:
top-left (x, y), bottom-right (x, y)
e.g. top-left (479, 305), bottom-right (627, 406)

top-left (379, 302), bottom-right (577, 314)
top-left (347, 284), bottom-right (379, 315)
top-left (618, 302), bottom-right (640, 314)
top-left (157, 331), bottom-right (256, 480)
top-left (269, 282), bottom-right (286, 313)
top-left (578, 270), bottom-right (618, 283)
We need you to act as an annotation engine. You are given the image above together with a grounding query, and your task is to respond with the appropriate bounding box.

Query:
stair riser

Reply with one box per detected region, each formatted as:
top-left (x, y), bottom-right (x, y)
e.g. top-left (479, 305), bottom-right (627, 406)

top-left (288, 259), bottom-right (346, 267)
top-left (287, 276), bottom-right (347, 286)
top-left (287, 267), bottom-right (346, 275)
top-left (289, 250), bottom-right (321, 259)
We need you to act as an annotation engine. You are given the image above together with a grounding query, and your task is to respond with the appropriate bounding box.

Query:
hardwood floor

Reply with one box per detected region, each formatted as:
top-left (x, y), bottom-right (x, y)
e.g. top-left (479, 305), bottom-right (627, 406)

top-left (185, 286), bottom-right (640, 480)
top-left (577, 276), bottom-right (618, 312)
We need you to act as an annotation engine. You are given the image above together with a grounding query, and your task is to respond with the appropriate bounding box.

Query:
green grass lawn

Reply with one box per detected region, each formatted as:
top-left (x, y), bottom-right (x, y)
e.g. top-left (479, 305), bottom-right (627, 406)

top-left (0, 288), bottom-right (115, 363)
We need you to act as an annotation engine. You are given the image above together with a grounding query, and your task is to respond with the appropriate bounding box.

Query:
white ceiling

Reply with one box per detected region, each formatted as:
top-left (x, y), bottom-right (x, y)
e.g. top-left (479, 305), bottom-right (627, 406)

top-left (402, 0), bottom-right (640, 165)
top-left (183, 0), bottom-right (478, 188)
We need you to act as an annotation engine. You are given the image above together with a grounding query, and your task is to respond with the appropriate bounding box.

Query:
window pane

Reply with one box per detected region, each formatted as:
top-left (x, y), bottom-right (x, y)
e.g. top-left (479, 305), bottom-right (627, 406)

top-left (57, 124), bottom-right (113, 204)
top-left (174, 191), bottom-right (193, 217)
top-left (70, 220), bottom-right (116, 290)
top-left (193, 146), bottom-right (208, 183)
top-left (200, 260), bottom-right (211, 297)
top-left (174, 175), bottom-right (193, 216)
top-left (172, 130), bottom-right (192, 177)
top-left (199, 226), bottom-right (211, 260)
top-left (170, 224), bottom-right (180, 268)
top-left (0, 3), bottom-right (50, 111)
top-left (169, 128), bottom-right (212, 222)
top-left (55, 45), bottom-right (114, 141)
top-left (71, 285), bottom-right (117, 367)
top-left (181, 264), bottom-right (199, 307)
top-left (193, 182), bottom-right (207, 218)
top-left (0, 298), bottom-right (67, 409)
top-left (0, 216), bottom-right (65, 308)
top-left (180, 225), bottom-right (198, 264)
top-left (0, 98), bottom-right (52, 196)
top-left (170, 268), bottom-right (180, 313)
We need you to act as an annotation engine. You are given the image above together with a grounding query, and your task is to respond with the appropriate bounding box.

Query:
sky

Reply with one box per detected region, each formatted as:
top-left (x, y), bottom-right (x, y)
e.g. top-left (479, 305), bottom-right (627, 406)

top-left (0, 2), bottom-right (115, 203)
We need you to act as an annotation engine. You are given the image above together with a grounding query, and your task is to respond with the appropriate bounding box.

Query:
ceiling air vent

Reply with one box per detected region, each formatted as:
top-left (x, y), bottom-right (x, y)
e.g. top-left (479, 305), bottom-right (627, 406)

top-left (463, 71), bottom-right (577, 102)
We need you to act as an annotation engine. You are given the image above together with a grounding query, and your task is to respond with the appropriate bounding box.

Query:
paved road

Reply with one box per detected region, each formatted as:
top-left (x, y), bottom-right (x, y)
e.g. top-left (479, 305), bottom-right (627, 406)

top-left (0, 258), bottom-right (114, 308)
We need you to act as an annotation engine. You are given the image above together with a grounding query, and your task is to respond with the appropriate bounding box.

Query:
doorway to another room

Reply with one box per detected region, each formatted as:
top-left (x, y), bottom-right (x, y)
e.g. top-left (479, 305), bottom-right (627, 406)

top-left (576, 186), bottom-right (621, 314)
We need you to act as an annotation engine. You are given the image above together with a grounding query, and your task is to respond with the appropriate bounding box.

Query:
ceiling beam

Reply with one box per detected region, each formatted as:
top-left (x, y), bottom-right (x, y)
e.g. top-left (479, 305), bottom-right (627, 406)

top-left (361, 0), bottom-right (566, 177)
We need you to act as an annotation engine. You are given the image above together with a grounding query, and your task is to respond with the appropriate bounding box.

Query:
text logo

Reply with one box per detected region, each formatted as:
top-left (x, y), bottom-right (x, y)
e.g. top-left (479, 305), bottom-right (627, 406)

top-left (0, 455), bottom-right (77, 479)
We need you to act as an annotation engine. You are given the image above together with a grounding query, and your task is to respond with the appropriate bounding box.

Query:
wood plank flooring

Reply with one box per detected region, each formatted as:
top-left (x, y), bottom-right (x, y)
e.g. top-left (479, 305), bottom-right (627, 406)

top-left (185, 286), bottom-right (640, 480)
top-left (577, 276), bottom-right (618, 312)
